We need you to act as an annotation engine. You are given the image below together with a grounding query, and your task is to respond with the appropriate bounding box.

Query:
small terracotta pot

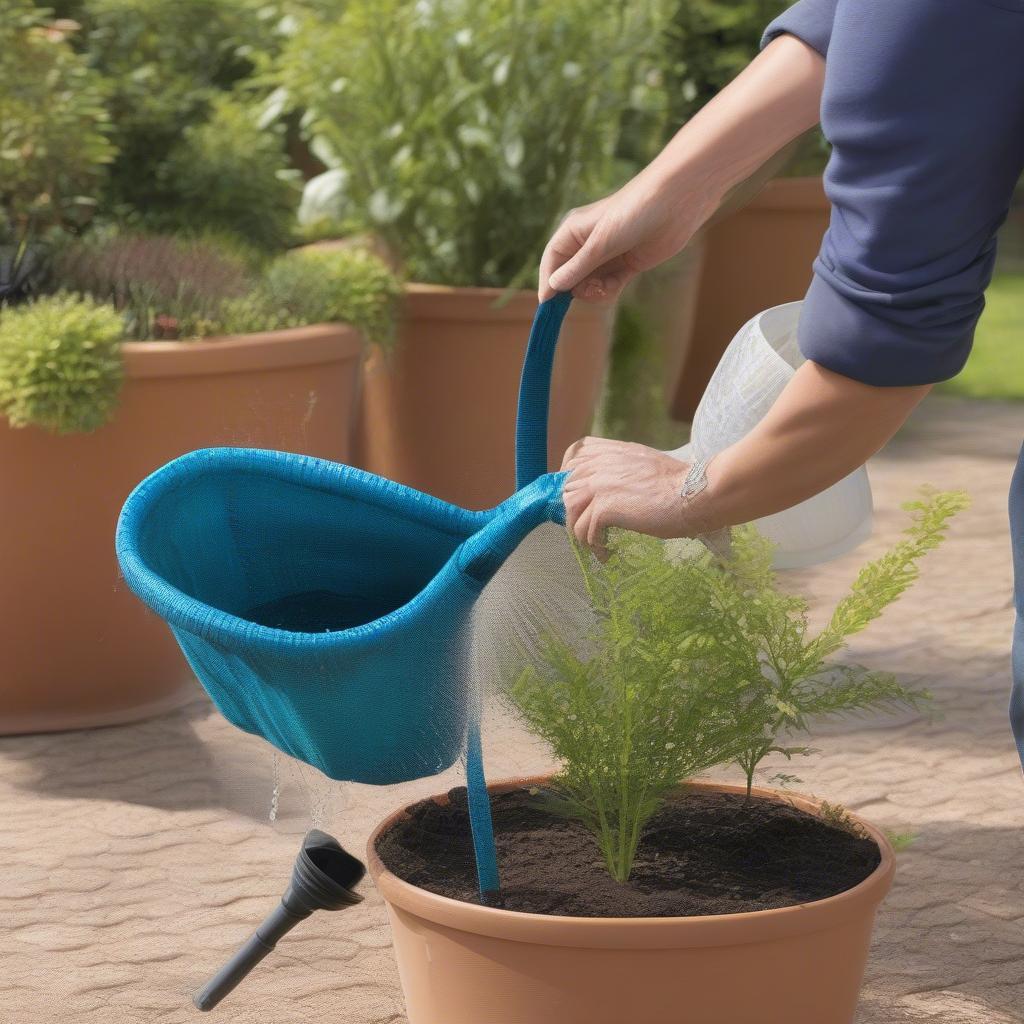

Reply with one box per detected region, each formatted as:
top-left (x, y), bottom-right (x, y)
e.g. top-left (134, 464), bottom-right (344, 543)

top-left (0, 324), bottom-right (363, 734)
top-left (672, 176), bottom-right (830, 420)
top-left (355, 285), bottom-right (614, 511)
top-left (368, 777), bottom-right (895, 1024)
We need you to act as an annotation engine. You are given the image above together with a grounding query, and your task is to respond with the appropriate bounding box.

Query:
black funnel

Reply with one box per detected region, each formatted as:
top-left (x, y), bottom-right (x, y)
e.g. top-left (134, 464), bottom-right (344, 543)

top-left (194, 830), bottom-right (365, 1012)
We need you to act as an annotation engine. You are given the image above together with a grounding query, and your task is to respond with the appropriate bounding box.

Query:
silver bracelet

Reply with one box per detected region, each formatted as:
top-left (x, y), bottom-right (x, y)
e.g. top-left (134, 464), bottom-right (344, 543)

top-left (680, 456), bottom-right (712, 500)
top-left (680, 455), bottom-right (732, 560)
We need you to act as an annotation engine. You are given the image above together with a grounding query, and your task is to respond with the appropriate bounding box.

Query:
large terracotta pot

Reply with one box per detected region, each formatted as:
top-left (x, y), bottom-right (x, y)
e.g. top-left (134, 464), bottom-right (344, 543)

top-left (0, 324), bottom-right (363, 734)
top-left (672, 176), bottom-right (830, 420)
top-left (369, 777), bottom-right (895, 1024)
top-left (355, 285), bottom-right (614, 510)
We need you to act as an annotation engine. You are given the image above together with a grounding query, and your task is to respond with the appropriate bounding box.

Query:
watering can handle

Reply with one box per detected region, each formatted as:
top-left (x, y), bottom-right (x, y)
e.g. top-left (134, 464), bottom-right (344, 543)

top-left (514, 292), bottom-right (573, 490)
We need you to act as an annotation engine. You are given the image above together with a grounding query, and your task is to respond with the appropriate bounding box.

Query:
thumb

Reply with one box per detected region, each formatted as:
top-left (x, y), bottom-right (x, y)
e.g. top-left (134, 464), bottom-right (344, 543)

top-left (547, 234), bottom-right (614, 295)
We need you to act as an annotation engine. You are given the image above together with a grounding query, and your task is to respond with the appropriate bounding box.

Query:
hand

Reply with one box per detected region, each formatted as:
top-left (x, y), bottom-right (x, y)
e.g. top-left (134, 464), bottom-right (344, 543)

top-left (561, 437), bottom-right (692, 559)
top-left (538, 171), bottom-right (717, 305)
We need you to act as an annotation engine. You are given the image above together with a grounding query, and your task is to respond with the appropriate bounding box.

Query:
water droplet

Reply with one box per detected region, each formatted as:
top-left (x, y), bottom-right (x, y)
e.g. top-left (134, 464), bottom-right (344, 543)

top-left (269, 752), bottom-right (281, 822)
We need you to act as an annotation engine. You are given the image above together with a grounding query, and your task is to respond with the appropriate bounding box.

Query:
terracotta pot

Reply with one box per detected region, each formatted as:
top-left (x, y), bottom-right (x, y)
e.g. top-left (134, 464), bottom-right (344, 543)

top-left (0, 324), bottom-right (363, 734)
top-left (672, 176), bottom-right (830, 420)
top-left (355, 284), bottom-right (614, 510)
top-left (632, 235), bottom-right (707, 408)
top-left (368, 777), bottom-right (895, 1024)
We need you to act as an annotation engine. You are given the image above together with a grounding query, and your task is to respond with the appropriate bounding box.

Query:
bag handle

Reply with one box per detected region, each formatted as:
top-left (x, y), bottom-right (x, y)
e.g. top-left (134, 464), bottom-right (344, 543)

top-left (514, 291), bottom-right (572, 490)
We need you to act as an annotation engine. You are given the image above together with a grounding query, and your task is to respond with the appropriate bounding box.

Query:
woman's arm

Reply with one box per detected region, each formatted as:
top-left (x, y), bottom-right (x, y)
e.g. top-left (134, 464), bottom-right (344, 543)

top-left (561, 365), bottom-right (928, 554)
top-left (561, 0), bottom-right (1024, 555)
top-left (539, 33), bottom-right (825, 303)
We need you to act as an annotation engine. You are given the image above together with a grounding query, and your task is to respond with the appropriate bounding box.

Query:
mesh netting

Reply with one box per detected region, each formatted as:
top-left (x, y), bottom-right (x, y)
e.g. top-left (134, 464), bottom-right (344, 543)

top-left (666, 301), bottom-right (874, 569)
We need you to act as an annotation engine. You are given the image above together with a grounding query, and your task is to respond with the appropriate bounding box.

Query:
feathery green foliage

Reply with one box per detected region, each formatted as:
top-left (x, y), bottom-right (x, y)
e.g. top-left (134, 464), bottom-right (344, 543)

top-left (0, 293), bottom-right (124, 433)
top-left (718, 490), bottom-right (968, 797)
top-left (510, 532), bottom-right (759, 882)
top-left (509, 490), bottom-right (966, 881)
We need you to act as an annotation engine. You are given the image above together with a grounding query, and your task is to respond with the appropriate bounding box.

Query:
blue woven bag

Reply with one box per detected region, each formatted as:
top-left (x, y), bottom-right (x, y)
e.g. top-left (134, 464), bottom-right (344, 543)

top-left (116, 292), bottom-right (574, 893)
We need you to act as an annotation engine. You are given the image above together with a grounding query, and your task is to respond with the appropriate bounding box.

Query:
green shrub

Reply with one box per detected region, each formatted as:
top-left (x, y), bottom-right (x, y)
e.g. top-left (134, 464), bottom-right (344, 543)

top-left (273, 0), bottom-right (671, 288)
top-left (140, 97), bottom-right (301, 252)
top-left (70, 0), bottom-right (293, 244)
top-left (220, 247), bottom-right (401, 348)
top-left (665, 0), bottom-right (786, 126)
top-left (509, 490), bottom-right (966, 882)
top-left (0, 6), bottom-right (115, 241)
top-left (0, 293), bottom-right (124, 433)
top-left (56, 232), bottom-right (253, 340)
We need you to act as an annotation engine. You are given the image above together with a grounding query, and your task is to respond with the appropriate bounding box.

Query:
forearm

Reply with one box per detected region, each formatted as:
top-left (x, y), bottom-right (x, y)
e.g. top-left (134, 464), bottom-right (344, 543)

top-left (639, 35), bottom-right (825, 213)
top-left (695, 362), bottom-right (930, 532)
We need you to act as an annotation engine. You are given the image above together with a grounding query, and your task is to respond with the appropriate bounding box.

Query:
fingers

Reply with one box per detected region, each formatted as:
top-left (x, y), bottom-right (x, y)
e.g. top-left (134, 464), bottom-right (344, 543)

top-left (568, 254), bottom-right (639, 306)
top-left (562, 471), bottom-right (611, 561)
top-left (539, 205), bottom-right (596, 301)
top-left (539, 237), bottom-right (576, 301)
top-left (560, 435), bottom-right (618, 472)
top-left (546, 233), bottom-right (611, 297)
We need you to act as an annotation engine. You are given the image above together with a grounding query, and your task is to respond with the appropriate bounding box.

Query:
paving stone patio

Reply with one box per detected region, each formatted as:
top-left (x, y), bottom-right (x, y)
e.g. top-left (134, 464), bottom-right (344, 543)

top-left (2, 394), bottom-right (1022, 1024)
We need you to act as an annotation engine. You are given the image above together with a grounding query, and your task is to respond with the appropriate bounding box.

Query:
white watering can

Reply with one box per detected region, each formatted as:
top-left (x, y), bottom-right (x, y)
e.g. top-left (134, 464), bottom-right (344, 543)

top-left (667, 301), bottom-right (873, 569)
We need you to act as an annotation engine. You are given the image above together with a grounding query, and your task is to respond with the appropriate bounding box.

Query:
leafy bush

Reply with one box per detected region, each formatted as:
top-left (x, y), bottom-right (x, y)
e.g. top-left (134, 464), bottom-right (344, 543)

top-left (220, 247), bottom-right (401, 348)
top-left (665, 0), bottom-right (786, 127)
top-left (56, 232), bottom-right (253, 340)
top-left (509, 491), bottom-right (966, 881)
top-left (0, 294), bottom-right (124, 434)
top-left (136, 97), bottom-right (301, 252)
top-left (273, 0), bottom-right (671, 288)
top-left (0, 6), bottom-right (115, 241)
top-left (69, 0), bottom-right (294, 247)
top-left (664, 1), bottom-right (828, 175)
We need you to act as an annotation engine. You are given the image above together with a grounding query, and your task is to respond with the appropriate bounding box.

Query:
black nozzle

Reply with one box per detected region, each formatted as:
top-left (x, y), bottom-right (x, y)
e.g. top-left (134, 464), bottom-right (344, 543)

top-left (193, 830), bottom-right (365, 1012)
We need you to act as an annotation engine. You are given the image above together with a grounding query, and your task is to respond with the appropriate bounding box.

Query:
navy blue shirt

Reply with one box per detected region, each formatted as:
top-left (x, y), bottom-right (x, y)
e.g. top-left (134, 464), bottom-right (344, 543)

top-left (763, 0), bottom-right (1024, 386)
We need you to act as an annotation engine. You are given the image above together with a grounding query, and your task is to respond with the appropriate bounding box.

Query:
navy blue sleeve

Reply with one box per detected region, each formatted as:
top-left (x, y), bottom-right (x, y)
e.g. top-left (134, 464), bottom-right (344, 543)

top-left (767, 0), bottom-right (1024, 387)
top-left (762, 0), bottom-right (837, 57)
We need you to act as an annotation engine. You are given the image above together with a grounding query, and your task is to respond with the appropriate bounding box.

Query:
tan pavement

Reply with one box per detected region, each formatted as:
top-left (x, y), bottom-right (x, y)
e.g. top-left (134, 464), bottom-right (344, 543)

top-left (2, 394), bottom-right (1022, 1024)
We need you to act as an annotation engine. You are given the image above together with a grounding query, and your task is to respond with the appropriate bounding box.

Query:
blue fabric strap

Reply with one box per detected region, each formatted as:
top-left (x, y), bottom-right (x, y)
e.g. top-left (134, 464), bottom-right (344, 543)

top-left (465, 710), bottom-right (499, 898)
top-left (464, 291), bottom-right (572, 900)
top-left (515, 292), bottom-right (573, 489)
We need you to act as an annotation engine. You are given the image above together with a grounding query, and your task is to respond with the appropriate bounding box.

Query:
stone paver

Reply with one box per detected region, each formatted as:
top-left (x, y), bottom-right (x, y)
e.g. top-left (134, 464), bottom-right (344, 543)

top-left (2, 394), bottom-right (1023, 1024)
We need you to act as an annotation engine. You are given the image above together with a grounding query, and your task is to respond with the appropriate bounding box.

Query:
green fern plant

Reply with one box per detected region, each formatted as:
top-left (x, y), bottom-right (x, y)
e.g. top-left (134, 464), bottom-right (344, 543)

top-left (509, 532), bottom-right (761, 882)
top-left (0, 293), bottom-right (124, 433)
top-left (704, 491), bottom-right (968, 796)
top-left (508, 489), bottom-right (966, 882)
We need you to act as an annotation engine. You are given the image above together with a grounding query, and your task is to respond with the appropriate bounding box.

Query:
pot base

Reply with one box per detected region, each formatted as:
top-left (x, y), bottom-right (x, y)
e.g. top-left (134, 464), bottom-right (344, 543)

top-left (0, 677), bottom-right (197, 736)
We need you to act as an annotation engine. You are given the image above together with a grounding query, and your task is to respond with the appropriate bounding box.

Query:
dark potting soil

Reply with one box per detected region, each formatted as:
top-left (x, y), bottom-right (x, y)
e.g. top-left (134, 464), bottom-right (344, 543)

top-left (376, 786), bottom-right (882, 918)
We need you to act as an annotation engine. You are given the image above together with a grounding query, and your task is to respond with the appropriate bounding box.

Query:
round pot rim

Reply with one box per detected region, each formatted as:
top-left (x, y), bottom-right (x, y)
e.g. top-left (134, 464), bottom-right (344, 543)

top-left (367, 776), bottom-right (896, 950)
top-left (402, 282), bottom-right (612, 324)
top-left (121, 322), bottom-right (364, 380)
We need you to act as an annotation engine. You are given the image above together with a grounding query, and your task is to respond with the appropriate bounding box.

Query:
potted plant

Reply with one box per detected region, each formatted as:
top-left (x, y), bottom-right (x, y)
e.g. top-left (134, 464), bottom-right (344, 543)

top-left (0, 234), bottom-right (399, 734)
top-left (273, 0), bottom-right (670, 508)
top-left (367, 490), bottom-right (967, 1024)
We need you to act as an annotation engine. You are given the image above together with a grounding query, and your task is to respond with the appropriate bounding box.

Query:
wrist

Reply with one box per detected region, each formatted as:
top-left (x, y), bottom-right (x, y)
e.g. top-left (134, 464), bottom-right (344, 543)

top-left (640, 146), bottom-right (726, 221)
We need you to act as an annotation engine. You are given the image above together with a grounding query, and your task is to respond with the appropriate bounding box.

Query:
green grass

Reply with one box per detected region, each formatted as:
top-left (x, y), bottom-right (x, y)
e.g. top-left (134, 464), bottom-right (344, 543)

top-left (940, 272), bottom-right (1024, 401)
